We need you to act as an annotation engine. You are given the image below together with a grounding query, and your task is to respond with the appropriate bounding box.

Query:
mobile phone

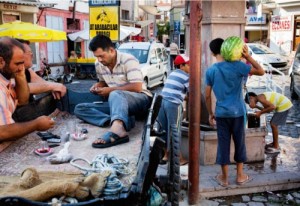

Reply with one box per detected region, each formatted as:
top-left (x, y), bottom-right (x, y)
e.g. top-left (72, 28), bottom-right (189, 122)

top-left (37, 132), bottom-right (60, 141)
top-left (47, 138), bottom-right (61, 143)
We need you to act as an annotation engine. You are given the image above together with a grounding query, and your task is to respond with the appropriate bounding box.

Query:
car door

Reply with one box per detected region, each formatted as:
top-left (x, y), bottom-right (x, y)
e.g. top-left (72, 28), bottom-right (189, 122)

top-left (147, 47), bottom-right (159, 87)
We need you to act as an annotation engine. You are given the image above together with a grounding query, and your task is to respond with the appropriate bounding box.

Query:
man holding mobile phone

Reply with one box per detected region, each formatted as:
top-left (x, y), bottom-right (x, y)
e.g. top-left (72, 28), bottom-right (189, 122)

top-left (74, 35), bottom-right (152, 148)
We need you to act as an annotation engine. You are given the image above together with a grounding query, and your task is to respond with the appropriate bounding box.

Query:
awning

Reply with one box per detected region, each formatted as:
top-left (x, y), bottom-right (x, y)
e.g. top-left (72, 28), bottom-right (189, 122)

top-left (136, 20), bottom-right (153, 27)
top-left (245, 25), bottom-right (268, 31)
top-left (0, 0), bottom-right (55, 7)
top-left (138, 5), bottom-right (163, 15)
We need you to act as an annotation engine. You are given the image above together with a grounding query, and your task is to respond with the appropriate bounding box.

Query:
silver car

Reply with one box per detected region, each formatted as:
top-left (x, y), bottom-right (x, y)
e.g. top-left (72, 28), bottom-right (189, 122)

top-left (118, 42), bottom-right (168, 89)
top-left (290, 43), bottom-right (300, 100)
top-left (247, 43), bottom-right (288, 72)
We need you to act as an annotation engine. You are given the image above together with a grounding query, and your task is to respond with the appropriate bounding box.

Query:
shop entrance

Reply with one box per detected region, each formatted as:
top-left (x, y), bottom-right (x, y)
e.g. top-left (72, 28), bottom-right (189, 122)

top-left (293, 15), bottom-right (300, 50)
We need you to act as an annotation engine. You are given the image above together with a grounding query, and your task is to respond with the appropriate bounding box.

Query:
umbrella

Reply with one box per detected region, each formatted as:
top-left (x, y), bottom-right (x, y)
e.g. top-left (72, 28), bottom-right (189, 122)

top-left (0, 21), bottom-right (67, 42)
top-left (68, 26), bottom-right (141, 42)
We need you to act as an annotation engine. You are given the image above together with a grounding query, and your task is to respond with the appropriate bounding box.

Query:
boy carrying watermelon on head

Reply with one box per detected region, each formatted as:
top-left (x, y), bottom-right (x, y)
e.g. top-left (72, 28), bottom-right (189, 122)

top-left (205, 37), bottom-right (265, 187)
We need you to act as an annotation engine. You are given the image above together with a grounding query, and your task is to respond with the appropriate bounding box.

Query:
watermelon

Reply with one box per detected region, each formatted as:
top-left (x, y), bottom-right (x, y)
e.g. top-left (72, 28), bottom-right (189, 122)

top-left (221, 36), bottom-right (244, 62)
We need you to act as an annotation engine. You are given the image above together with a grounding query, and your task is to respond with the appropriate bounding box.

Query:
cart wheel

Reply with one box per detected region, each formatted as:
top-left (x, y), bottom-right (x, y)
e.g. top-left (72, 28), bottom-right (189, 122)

top-left (167, 124), bottom-right (181, 206)
top-left (76, 67), bottom-right (87, 79)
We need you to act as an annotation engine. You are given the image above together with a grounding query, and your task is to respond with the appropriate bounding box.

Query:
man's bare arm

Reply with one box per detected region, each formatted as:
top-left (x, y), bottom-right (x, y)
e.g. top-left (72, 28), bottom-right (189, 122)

top-left (205, 85), bottom-right (215, 126)
top-left (256, 94), bottom-right (276, 114)
top-left (242, 45), bottom-right (265, 76)
top-left (0, 116), bottom-right (55, 141)
top-left (28, 68), bottom-right (45, 83)
top-left (27, 68), bottom-right (67, 99)
top-left (14, 67), bottom-right (30, 105)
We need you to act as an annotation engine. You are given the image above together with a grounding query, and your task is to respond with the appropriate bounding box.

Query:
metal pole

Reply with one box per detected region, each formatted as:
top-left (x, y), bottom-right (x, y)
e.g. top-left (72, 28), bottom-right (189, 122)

top-left (188, 0), bottom-right (202, 204)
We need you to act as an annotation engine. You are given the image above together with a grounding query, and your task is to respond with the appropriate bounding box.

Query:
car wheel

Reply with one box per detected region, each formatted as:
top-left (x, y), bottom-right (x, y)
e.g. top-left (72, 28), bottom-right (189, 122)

top-left (162, 73), bottom-right (167, 85)
top-left (144, 78), bottom-right (149, 89)
top-left (290, 76), bottom-right (299, 100)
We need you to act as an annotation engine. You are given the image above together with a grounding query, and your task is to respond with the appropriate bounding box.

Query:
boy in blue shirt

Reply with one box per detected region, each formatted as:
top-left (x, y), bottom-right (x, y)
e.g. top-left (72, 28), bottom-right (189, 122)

top-left (205, 37), bottom-right (265, 186)
top-left (158, 54), bottom-right (190, 165)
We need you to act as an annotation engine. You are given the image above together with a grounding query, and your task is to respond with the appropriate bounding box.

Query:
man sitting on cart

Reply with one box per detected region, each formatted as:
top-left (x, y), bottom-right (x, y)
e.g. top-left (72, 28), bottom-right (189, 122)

top-left (74, 34), bottom-right (152, 148)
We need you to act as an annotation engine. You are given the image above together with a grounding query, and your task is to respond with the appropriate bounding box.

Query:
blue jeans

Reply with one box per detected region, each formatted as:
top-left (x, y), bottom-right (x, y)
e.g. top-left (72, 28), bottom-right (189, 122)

top-left (157, 99), bottom-right (183, 147)
top-left (74, 90), bottom-right (151, 131)
top-left (215, 116), bottom-right (247, 165)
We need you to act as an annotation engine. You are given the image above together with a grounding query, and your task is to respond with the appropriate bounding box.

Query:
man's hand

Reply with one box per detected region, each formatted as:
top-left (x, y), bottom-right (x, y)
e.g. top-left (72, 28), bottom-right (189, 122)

top-left (34, 116), bottom-right (55, 131)
top-left (254, 111), bottom-right (262, 118)
top-left (90, 82), bottom-right (106, 94)
top-left (51, 83), bottom-right (67, 100)
top-left (242, 45), bottom-right (250, 59)
top-left (209, 114), bottom-right (216, 127)
top-left (93, 87), bottom-right (112, 97)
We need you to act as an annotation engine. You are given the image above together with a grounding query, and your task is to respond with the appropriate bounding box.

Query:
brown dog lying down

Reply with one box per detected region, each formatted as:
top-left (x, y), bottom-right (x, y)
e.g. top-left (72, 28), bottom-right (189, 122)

top-left (0, 168), bottom-right (111, 202)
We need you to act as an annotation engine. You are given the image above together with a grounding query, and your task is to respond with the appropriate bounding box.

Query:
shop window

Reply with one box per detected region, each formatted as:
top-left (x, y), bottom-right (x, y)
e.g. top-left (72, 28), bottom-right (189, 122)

top-left (121, 10), bottom-right (129, 20)
top-left (67, 18), bottom-right (80, 30)
top-left (2, 12), bottom-right (20, 23)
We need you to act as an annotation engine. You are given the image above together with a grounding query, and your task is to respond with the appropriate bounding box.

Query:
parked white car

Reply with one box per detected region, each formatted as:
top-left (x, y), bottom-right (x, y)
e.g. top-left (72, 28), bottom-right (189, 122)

top-left (118, 42), bottom-right (168, 88)
top-left (247, 43), bottom-right (288, 72)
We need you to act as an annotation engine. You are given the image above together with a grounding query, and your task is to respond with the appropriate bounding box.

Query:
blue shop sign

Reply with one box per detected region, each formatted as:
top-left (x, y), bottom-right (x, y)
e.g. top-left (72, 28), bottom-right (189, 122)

top-left (246, 14), bottom-right (266, 25)
top-left (89, 0), bottom-right (120, 6)
top-left (174, 21), bottom-right (180, 35)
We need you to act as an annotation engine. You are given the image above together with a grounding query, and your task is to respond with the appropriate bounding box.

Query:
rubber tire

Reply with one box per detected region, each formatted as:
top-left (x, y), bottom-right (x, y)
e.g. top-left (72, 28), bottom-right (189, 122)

top-left (167, 124), bottom-right (181, 206)
top-left (290, 76), bottom-right (299, 100)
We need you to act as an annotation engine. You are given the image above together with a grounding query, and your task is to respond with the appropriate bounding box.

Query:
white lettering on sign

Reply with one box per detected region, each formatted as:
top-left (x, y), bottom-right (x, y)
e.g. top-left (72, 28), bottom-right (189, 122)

top-left (90, 0), bottom-right (118, 5)
top-left (271, 16), bottom-right (291, 31)
top-left (3, 4), bottom-right (17, 10)
top-left (246, 14), bottom-right (266, 25)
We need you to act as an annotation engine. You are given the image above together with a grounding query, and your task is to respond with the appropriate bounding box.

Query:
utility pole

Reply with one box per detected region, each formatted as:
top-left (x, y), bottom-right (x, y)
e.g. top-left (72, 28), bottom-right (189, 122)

top-left (188, 0), bottom-right (202, 204)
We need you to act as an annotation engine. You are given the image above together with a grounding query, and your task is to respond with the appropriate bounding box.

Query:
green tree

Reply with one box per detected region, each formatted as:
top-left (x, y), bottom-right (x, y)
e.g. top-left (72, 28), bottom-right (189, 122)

top-left (156, 21), bottom-right (170, 42)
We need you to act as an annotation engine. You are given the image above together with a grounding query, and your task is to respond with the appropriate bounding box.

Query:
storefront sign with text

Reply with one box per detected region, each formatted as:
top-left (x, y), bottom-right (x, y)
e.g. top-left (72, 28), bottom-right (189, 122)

top-left (89, 6), bottom-right (119, 41)
top-left (271, 15), bottom-right (291, 31)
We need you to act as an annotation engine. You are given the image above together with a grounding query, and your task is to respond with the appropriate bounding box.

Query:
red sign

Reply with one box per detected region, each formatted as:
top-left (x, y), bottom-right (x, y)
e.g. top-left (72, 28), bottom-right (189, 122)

top-left (271, 16), bottom-right (291, 31)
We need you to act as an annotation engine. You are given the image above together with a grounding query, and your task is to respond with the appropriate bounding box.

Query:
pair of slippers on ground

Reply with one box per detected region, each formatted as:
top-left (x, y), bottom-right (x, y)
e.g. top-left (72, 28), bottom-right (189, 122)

top-left (92, 131), bottom-right (129, 148)
top-left (214, 174), bottom-right (253, 187)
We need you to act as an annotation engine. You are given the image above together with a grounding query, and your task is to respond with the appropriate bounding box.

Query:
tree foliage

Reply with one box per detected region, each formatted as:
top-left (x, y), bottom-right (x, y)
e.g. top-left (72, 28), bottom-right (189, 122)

top-left (156, 21), bottom-right (170, 42)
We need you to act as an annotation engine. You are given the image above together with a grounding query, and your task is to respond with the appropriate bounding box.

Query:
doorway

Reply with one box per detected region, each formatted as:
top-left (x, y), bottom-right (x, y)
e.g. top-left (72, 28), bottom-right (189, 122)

top-left (293, 15), bottom-right (300, 50)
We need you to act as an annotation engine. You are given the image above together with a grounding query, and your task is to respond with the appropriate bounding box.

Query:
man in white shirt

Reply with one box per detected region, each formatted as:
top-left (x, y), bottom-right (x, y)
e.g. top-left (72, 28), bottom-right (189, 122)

top-left (169, 41), bottom-right (179, 70)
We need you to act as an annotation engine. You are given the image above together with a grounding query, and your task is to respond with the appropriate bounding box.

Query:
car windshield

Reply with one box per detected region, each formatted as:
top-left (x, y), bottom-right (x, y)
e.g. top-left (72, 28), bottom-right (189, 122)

top-left (118, 49), bottom-right (149, 64)
top-left (249, 45), bottom-right (274, 55)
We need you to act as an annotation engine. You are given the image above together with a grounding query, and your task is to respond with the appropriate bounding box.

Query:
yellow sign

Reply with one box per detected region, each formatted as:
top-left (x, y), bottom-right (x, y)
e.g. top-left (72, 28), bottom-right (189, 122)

top-left (89, 6), bottom-right (119, 41)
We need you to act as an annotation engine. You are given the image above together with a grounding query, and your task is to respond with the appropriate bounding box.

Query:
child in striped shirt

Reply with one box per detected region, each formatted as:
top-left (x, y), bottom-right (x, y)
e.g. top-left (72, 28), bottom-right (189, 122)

top-left (157, 54), bottom-right (190, 165)
top-left (245, 91), bottom-right (293, 154)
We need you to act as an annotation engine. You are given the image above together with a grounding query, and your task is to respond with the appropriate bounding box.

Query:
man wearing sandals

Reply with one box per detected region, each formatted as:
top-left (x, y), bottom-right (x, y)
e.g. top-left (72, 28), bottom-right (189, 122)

top-left (0, 37), bottom-right (54, 151)
top-left (74, 35), bottom-right (152, 148)
top-left (245, 91), bottom-right (293, 154)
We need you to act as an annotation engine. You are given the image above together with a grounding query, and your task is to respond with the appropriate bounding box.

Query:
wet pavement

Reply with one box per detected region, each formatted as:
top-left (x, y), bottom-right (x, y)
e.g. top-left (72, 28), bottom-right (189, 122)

top-left (176, 73), bottom-right (300, 205)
